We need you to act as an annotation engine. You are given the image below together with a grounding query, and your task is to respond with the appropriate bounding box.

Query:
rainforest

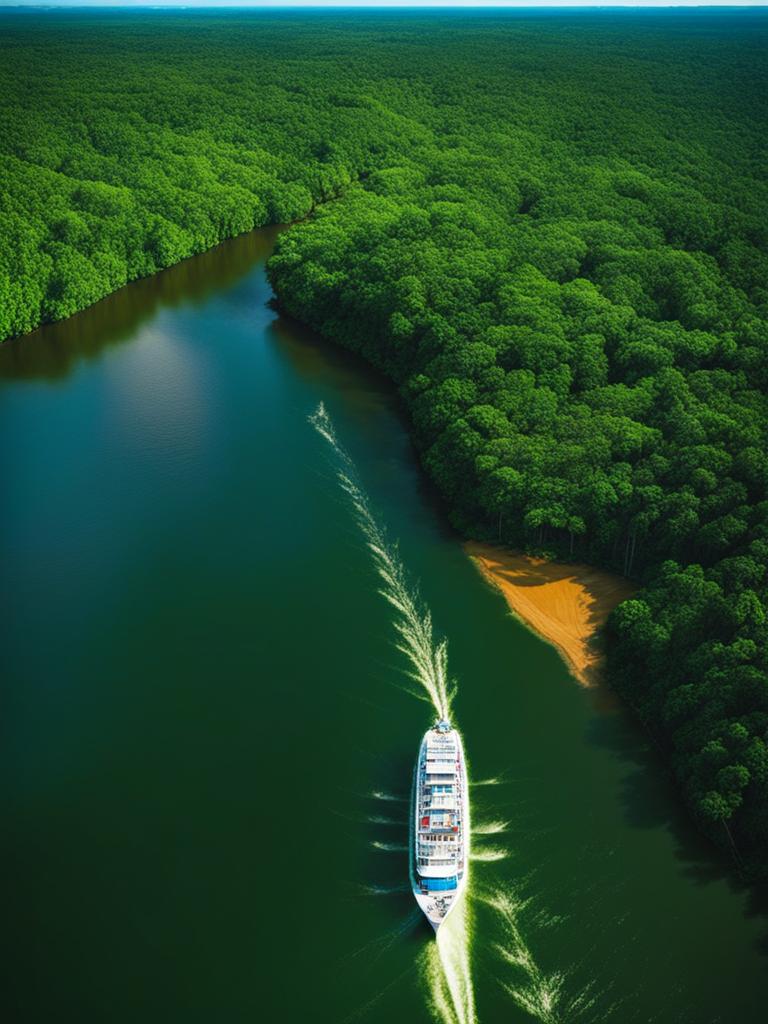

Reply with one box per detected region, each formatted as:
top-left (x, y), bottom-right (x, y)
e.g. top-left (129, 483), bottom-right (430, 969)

top-left (1, 3), bottom-right (767, 887)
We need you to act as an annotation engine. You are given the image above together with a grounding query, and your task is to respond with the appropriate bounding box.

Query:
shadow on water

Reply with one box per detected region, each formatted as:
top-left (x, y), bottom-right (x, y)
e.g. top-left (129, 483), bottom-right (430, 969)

top-left (0, 225), bottom-right (283, 381)
top-left (586, 709), bottom-right (768, 958)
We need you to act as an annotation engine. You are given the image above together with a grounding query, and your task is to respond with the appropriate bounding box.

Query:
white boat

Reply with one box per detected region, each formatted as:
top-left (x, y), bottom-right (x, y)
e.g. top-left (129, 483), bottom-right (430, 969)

top-left (411, 719), bottom-right (468, 932)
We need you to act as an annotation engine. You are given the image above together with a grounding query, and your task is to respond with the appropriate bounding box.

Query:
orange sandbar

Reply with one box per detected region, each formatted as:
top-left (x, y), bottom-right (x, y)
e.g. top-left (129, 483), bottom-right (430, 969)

top-left (466, 542), bottom-right (635, 687)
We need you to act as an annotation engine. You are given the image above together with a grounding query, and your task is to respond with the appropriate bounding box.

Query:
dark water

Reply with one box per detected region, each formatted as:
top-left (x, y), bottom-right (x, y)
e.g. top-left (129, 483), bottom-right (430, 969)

top-left (1, 227), bottom-right (766, 1024)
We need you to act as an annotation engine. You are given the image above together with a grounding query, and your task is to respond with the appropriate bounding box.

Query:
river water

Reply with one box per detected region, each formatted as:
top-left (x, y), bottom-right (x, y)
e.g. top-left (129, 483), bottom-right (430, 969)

top-left (1, 226), bottom-right (765, 1023)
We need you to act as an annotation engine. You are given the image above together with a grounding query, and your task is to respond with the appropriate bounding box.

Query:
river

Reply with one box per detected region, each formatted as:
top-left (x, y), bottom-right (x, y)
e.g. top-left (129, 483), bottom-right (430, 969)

top-left (0, 225), bottom-right (765, 1023)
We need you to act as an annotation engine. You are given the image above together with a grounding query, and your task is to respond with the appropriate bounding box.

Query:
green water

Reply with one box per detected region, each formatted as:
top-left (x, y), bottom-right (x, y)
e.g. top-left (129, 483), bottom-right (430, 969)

top-left (1, 226), bottom-right (765, 1024)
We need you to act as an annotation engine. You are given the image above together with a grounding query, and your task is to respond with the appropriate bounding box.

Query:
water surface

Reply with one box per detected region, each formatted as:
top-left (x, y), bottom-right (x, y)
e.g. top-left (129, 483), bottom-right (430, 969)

top-left (1, 226), bottom-right (766, 1023)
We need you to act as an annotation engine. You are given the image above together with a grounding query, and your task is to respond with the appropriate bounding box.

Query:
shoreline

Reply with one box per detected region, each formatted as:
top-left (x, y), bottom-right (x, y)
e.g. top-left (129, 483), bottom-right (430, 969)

top-left (466, 541), bottom-right (635, 688)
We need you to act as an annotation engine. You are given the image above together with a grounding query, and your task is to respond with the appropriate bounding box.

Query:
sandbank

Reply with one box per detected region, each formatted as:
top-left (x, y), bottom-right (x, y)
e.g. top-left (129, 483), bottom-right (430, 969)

top-left (466, 542), bottom-right (635, 687)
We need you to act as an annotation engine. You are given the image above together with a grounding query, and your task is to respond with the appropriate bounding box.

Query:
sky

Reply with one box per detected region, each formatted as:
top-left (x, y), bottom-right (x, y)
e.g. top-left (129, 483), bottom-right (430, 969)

top-left (2, 1), bottom-right (765, 8)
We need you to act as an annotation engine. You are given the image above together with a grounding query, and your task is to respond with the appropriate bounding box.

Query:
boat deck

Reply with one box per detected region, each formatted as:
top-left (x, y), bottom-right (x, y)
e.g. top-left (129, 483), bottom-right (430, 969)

top-left (412, 721), bottom-right (469, 931)
top-left (415, 727), bottom-right (465, 876)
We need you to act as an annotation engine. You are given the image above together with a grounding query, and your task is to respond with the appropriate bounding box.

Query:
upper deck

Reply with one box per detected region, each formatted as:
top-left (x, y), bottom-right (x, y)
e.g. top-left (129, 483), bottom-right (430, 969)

top-left (414, 724), bottom-right (466, 878)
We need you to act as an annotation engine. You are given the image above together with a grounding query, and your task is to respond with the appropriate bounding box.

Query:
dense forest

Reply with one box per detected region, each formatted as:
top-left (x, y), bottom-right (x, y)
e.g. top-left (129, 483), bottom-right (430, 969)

top-left (2, 9), bottom-right (767, 873)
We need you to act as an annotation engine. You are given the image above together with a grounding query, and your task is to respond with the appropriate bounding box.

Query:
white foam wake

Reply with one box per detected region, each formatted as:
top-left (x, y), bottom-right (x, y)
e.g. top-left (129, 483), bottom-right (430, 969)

top-left (424, 894), bottom-right (477, 1024)
top-left (472, 820), bottom-right (510, 836)
top-left (471, 777), bottom-right (502, 788)
top-left (369, 789), bottom-right (406, 803)
top-left (311, 402), bottom-right (474, 1024)
top-left (371, 840), bottom-right (408, 853)
top-left (484, 888), bottom-right (564, 1024)
top-left (470, 848), bottom-right (509, 863)
top-left (311, 404), bottom-right (589, 1024)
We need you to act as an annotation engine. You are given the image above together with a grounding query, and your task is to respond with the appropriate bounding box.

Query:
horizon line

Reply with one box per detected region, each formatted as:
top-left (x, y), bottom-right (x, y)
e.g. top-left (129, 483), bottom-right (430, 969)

top-left (2, 2), bottom-right (766, 9)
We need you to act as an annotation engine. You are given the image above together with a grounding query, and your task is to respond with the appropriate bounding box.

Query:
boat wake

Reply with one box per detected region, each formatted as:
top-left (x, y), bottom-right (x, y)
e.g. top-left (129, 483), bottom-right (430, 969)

top-left (311, 402), bottom-right (474, 1024)
top-left (483, 888), bottom-right (564, 1023)
top-left (369, 789), bottom-right (407, 803)
top-left (359, 883), bottom-right (410, 897)
top-left (367, 814), bottom-right (405, 826)
top-left (371, 840), bottom-right (408, 853)
top-left (423, 894), bottom-right (477, 1024)
top-left (472, 820), bottom-right (510, 836)
top-left (470, 848), bottom-right (509, 863)
top-left (312, 404), bottom-right (576, 1024)
top-left (470, 776), bottom-right (503, 788)
top-left (310, 402), bottom-right (454, 721)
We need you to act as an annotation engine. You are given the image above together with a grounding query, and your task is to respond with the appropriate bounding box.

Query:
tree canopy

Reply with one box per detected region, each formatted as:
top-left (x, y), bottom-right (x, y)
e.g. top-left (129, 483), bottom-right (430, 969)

top-left (2, 8), bottom-right (767, 873)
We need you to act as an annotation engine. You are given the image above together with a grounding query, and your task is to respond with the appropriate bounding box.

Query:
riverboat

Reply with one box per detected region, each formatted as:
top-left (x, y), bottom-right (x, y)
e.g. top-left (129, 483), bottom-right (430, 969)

top-left (411, 719), bottom-right (468, 931)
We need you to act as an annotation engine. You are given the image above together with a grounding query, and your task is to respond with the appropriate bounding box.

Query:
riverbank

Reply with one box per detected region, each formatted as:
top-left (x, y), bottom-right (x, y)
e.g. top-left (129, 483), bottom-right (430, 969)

top-left (466, 542), bottom-right (635, 687)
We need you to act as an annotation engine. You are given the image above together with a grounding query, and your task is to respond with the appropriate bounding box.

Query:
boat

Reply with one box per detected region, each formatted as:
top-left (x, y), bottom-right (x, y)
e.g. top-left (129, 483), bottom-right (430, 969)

top-left (411, 719), bottom-right (468, 932)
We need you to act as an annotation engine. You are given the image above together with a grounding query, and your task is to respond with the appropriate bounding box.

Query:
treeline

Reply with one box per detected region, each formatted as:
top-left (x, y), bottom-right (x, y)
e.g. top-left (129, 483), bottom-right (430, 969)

top-left (2, 10), bottom-right (767, 872)
top-left (266, 12), bottom-right (768, 872)
top-left (0, 10), bottom-right (417, 338)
